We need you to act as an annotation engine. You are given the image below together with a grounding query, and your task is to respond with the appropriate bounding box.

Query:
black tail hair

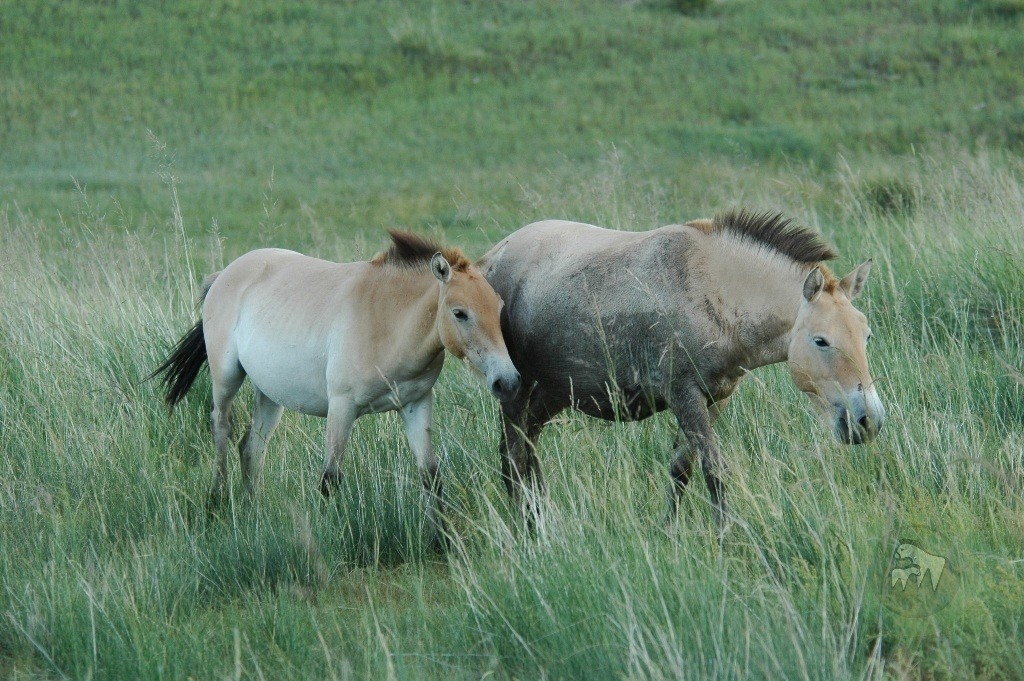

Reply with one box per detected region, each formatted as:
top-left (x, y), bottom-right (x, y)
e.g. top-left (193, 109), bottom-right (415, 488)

top-left (148, 319), bottom-right (208, 407)
top-left (149, 271), bottom-right (220, 407)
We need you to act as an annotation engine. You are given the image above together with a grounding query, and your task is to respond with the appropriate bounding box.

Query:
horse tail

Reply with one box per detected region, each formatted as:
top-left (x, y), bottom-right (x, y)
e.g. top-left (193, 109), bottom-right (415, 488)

top-left (150, 320), bottom-right (207, 407)
top-left (148, 271), bottom-right (221, 407)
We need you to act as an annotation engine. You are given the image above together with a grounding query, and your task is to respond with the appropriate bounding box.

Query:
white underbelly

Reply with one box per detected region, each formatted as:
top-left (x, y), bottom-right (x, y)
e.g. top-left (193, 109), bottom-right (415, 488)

top-left (358, 371), bottom-right (439, 415)
top-left (232, 310), bottom-right (442, 418)
top-left (236, 332), bottom-right (331, 417)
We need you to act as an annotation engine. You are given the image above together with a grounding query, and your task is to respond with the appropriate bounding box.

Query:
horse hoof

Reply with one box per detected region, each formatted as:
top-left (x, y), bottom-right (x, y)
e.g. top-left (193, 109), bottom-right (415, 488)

top-left (429, 528), bottom-right (451, 555)
top-left (206, 491), bottom-right (228, 517)
top-left (319, 472), bottom-right (342, 498)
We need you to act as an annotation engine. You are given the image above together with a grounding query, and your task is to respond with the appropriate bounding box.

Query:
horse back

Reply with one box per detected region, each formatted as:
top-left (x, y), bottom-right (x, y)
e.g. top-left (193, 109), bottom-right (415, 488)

top-left (204, 249), bottom-right (367, 337)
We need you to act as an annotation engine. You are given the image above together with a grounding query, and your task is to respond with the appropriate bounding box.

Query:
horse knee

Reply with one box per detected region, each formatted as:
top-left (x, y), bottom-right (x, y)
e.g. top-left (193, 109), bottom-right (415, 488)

top-left (237, 430), bottom-right (251, 458)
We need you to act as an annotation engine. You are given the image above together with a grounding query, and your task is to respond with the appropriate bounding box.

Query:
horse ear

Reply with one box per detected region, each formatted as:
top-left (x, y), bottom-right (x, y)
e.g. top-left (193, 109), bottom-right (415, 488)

top-left (431, 252), bottom-right (452, 284)
top-left (802, 267), bottom-right (825, 302)
top-left (839, 259), bottom-right (872, 300)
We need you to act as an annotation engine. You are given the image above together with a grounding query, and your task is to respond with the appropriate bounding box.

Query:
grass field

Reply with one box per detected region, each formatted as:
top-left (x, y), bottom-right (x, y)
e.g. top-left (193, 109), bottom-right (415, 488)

top-left (2, 1), bottom-right (1024, 678)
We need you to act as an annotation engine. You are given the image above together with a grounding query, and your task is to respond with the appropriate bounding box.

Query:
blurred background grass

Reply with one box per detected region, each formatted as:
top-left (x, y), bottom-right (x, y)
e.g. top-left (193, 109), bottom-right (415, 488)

top-left (3, 0), bottom-right (1024, 247)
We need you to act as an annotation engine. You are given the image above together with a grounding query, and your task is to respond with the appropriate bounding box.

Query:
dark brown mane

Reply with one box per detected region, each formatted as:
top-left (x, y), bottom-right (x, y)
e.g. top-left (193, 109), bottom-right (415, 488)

top-left (711, 210), bottom-right (837, 264)
top-left (370, 230), bottom-right (471, 271)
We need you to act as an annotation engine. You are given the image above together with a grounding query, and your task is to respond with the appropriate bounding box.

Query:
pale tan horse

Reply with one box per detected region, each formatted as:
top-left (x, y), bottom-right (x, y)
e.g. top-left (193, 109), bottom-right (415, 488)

top-left (480, 211), bottom-right (884, 530)
top-left (151, 231), bottom-right (520, 541)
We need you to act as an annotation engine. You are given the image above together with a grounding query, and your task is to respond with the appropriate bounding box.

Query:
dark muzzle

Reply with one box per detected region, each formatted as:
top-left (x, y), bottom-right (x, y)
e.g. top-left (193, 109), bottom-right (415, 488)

top-left (837, 410), bottom-right (882, 445)
top-left (490, 371), bottom-right (522, 400)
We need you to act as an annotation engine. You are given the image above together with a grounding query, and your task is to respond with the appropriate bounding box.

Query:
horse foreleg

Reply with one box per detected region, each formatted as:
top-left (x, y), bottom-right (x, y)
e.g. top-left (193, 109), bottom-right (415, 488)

top-left (668, 429), bottom-right (697, 498)
top-left (669, 388), bottom-right (728, 532)
top-left (401, 393), bottom-right (447, 549)
top-left (239, 387), bottom-right (284, 497)
top-left (668, 394), bottom-right (731, 491)
top-left (499, 397), bottom-right (548, 529)
top-left (320, 397), bottom-right (356, 498)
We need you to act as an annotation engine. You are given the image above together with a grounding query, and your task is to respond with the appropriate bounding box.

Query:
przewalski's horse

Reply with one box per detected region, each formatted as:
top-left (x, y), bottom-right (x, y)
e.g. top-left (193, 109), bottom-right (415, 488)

top-left (151, 231), bottom-right (521, 541)
top-left (480, 211), bottom-right (884, 529)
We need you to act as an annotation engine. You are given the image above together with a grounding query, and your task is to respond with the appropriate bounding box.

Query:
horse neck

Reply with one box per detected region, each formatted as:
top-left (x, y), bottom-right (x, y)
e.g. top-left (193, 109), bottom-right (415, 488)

top-left (712, 255), bottom-right (815, 371)
top-left (373, 267), bottom-right (445, 367)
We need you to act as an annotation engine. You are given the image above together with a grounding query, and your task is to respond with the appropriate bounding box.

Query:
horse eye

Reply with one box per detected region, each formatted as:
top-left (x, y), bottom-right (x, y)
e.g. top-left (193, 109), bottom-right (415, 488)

top-left (813, 336), bottom-right (830, 348)
top-left (453, 309), bottom-right (469, 321)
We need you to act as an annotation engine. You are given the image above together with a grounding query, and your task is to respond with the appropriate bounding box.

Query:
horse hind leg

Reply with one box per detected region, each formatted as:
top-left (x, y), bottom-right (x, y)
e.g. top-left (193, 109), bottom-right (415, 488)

top-left (209, 366), bottom-right (245, 506)
top-left (239, 386), bottom-right (284, 497)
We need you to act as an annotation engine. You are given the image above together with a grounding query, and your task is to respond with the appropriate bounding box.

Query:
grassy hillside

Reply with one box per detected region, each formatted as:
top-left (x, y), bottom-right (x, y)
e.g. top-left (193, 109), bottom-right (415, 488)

top-left (1, 1), bottom-right (1023, 679)
top-left (3, 0), bottom-right (1024, 242)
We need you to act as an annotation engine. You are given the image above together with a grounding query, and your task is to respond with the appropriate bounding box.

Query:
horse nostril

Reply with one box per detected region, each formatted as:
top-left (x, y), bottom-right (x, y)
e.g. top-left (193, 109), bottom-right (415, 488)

top-left (858, 415), bottom-right (871, 432)
top-left (491, 373), bottom-right (521, 399)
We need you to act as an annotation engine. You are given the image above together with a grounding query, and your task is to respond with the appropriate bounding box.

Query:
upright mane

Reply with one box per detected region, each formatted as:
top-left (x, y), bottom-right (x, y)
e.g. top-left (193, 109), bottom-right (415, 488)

top-left (701, 210), bottom-right (837, 264)
top-left (370, 230), bottom-right (471, 271)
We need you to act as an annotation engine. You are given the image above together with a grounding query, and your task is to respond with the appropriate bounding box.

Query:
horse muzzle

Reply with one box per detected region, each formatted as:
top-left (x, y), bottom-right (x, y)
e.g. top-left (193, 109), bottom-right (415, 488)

top-left (833, 388), bottom-right (885, 445)
top-left (488, 367), bottom-right (522, 401)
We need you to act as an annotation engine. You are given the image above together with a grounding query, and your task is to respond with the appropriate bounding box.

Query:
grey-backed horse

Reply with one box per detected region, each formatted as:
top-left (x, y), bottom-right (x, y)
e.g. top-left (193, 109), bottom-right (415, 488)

top-left (480, 211), bottom-right (884, 529)
top-left (151, 231), bottom-right (520, 539)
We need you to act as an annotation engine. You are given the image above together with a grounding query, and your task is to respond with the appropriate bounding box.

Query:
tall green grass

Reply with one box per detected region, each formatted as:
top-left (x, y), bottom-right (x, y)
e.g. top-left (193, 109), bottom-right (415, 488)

top-left (1, 149), bottom-right (1021, 678)
top-left (3, 0), bottom-right (1024, 676)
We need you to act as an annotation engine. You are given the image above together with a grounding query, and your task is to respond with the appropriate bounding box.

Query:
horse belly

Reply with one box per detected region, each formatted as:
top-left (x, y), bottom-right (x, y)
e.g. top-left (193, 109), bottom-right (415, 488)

top-left (573, 385), bottom-right (666, 421)
top-left (359, 371), bottom-right (439, 414)
top-left (236, 331), bottom-right (331, 417)
top-left (517, 318), bottom-right (671, 422)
